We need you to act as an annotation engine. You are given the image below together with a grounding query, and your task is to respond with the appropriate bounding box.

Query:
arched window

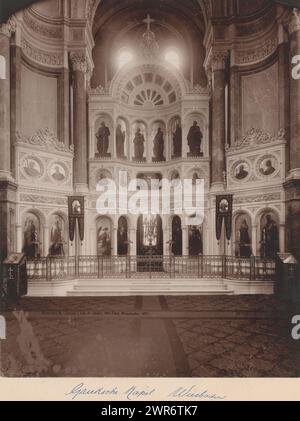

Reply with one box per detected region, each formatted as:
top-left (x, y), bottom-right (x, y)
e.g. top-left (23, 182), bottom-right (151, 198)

top-left (165, 49), bottom-right (180, 69)
top-left (117, 49), bottom-right (133, 69)
top-left (0, 56), bottom-right (6, 80)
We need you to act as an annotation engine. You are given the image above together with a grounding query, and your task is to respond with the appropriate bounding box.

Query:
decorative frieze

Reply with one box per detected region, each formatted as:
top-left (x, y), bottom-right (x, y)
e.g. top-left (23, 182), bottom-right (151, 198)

top-left (234, 193), bottom-right (281, 205)
top-left (230, 128), bottom-right (286, 150)
top-left (190, 84), bottom-right (211, 95)
top-left (20, 194), bottom-right (67, 206)
top-left (88, 84), bottom-right (107, 95)
top-left (16, 128), bottom-right (73, 154)
top-left (23, 10), bottom-right (63, 39)
top-left (21, 38), bottom-right (63, 67)
top-left (236, 37), bottom-right (277, 65)
top-left (288, 8), bottom-right (300, 35)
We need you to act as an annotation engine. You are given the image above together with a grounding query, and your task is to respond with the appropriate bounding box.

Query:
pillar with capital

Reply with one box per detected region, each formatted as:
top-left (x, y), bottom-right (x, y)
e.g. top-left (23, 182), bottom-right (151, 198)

top-left (284, 9), bottom-right (300, 259)
top-left (182, 226), bottom-right (188, 256)
top-left (0, 18), bottom-right (15, 181)
top-left (70, 52), bottom-right (89, 193)
top-left (210, 50), bottom-right (228, 191)
top-left (0, 18), bottom-right (17, 261)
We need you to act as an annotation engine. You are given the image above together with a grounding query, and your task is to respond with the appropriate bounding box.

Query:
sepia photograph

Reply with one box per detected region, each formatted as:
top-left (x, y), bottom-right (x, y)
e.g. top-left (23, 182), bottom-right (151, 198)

top-left (0, 0), bottom-right (300, 404)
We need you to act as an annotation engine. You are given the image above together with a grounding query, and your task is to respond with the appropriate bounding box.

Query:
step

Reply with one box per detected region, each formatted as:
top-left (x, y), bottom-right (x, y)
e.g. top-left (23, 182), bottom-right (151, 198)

top-left (66, 278), bottom-right (233, 296)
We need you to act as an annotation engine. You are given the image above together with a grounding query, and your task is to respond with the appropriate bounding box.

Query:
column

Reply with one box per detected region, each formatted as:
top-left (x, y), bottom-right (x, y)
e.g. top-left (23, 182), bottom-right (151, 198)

top-left (0, 18), bottom-right (17, 261)
top-left (70, 52), bottom-right (88, 192)
top-left (284, 10), bottom-right (300, 259)
top-left (10, 28), bottom-right (22, 179)
top-left (44, 225), bottom-right (49, 257)
top-left (182, 227), bottom-right (188, 256)
top-left (130, 228), bottom-right (137, 256)
top-left (210, 51), bottom-right (227, 191)
top-left (278, 23), bottom-right (290, 154)
top-left (182, 123), bottom-right (188, 159)
top-left (288, 9), bottom-right (300, 177)
top-left (252, 225), bottom-right (258, 257)
top-left (113, 228), bottom-right (118, 256)
top-left (279, 223), bottom-right (285, 254)
top-left (164, 228), bottom-right (171, 256)
top-left (0, 18), bottom-right (15, 181)
top-left (16, 224), bottom-right (22, 253)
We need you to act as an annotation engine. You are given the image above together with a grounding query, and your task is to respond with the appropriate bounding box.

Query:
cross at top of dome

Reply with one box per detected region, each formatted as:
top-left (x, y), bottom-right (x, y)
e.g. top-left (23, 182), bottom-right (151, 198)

top-left (141, 14), bottom-right (159, 60)
top-left (143, 14), bottom-right (155, 32)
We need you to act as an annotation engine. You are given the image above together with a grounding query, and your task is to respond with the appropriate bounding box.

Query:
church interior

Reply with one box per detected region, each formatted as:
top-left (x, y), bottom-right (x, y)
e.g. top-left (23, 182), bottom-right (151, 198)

top-left (0, 0), bottom-right (299, 297)
top-left (2, 0), bottom-right (300, 382)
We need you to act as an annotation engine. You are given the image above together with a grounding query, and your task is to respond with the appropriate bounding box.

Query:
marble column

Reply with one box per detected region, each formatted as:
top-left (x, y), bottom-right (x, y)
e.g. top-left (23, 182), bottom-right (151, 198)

top-left (182, 227), bottom-right (188, 256)
top-left (284, 10), bottom-right (300, 259)
top-left (0, 18), bottom-right (17, 261)
top-left (44, 225), bottom-right (49, 257)
top-left (252, 225), bottom-right (258, 257)
top-left (16, 224), bottom-right (22, 253)
top-left (279, 223), bottom-right (285, 254)
top-left (210, 51), bottom-right (227, 190)
top-left (0, 18), bottom-right (15, 181)
top-left (164, 228), bottom-right (171, 256)
top-left (70, 52), bottom-right (88, 192)
top-left (130, 228), bottom-right (137, 256)
top-left (288, 9), bottom-right (300, 177)
top-left (113, 228), bottom-right (118, 256)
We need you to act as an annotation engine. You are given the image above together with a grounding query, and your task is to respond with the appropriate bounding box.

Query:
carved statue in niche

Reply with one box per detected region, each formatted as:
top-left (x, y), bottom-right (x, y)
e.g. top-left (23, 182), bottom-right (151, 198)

top-left (237, 219), bottom-right (252, 258)
top-left (172, 216), bottom-right (182, 256)
top-left (49, 218), bottom-right (65, 257)
top-left (133, 128), bottom-right (146, 161)
top-left (187, 121), bottom-right (203, 157)
top-left (96, 122), bottom-right (111, 158)
top-left (116, 124), bottom-right (126, 159)
top-left (188, 226), bottom-right (203, 256)
top-left (153, 128), bottom-right (165, 162)
top-left (260, 214), bottom-right (279, 259)
top-left (97, 221), bottom-right (112, 257)
top-left (118, 217), bottom-right (129, 256)
top-left (23, 217), bottom-right (39, 258)
top-left (173, 122), bottom-right (182, 158)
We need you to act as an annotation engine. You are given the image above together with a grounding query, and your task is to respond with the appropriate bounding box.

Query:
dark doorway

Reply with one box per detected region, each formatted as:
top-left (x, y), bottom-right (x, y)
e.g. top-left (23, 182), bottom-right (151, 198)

top-left (137, 215), bottom-right (163, 272)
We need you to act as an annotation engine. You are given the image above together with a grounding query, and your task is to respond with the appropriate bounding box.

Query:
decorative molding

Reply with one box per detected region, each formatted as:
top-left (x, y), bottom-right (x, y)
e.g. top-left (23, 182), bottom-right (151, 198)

top-left (23, 10), bottom-right (63, 39)
top-left (70, 52), bottom-right (88, 73)
top-left (20, 194), bottom-right (67, 206)
top-left (190, 84), bottom-right (211, 95)
top-left (87, 0), bottom-right (99, 24)
top-left (16, 128), bottom-right (73, 154)
top-left (234, 193), bottom-right (281, 205)
top-left (88, 84), bottom-right (107, 95)
top-left (230, 128), bottom-right (286, 150)
top-left (0, 17), bottom-right (16, 38)
top-left (236, 37), bottom-right (277, 65)
top-left (21, 38), bottom-right (63, 67)
top-left (288, 8), bottom-right (300, 35)
top-left (211, 51), bottom-right (228, 71)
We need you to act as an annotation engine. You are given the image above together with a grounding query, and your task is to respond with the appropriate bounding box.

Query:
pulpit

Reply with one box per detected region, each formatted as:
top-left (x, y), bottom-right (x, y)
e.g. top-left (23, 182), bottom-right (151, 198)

top-left (275, 253), bottom-right (299, 302)
top-left (1, 253), bottom-right (28, 301)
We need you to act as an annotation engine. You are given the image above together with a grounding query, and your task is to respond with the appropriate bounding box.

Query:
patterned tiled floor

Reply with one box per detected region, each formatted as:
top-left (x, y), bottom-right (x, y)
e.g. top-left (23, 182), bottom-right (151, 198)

top-left (1, 296), bottom-right (300, 377)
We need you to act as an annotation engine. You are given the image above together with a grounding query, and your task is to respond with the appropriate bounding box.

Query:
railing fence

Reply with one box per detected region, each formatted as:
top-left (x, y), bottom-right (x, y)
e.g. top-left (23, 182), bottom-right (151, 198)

top-left (26, 255), bottom-right (276, 282)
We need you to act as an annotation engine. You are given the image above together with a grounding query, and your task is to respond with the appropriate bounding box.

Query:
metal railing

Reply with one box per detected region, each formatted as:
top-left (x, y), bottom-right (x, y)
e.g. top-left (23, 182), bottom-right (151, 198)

top-left (26, 255), bottom-right (276, 282)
